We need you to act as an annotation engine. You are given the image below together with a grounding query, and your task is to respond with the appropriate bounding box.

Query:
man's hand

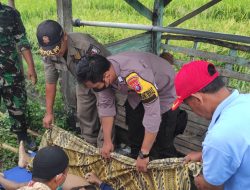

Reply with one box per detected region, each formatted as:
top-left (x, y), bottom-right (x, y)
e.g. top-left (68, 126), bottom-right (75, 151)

top-left (194, 175), bottom-right (223, 190)
top-left (85, 172), bottom-right (102, 186)
top-left (101, 141), bottom-right (114, 159)
top-left (136, 157), bottom-right (149, 172)
top-left (195, 175), bottom-right (206, 190)
top-left (100, 117), bottom-right (114, 159)
top-left (184, 151), bottom-right (202, 164)
top-left (43, 113), bottom-right (54, 129)
top-left (27, 66), bottom-right (37, 85)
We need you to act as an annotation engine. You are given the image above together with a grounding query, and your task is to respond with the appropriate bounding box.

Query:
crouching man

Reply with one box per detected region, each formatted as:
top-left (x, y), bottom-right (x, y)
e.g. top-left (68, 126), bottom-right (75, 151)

top-left (76, 51), bottom-right (182, 172)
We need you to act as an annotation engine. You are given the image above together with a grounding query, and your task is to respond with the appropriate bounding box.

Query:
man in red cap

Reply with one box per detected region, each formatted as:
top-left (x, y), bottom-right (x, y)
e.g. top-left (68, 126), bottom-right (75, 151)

top-left (173, 60), bottom-right (250, 190)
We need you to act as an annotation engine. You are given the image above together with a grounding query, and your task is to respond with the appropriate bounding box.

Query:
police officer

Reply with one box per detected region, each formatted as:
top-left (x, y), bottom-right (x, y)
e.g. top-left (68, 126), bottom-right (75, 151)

top-left (76, 51), bottom-right (181, 172)
top-left (36, 20), bottom-right (110, 146)
top-left (0, 3), bottom-right (37, 149)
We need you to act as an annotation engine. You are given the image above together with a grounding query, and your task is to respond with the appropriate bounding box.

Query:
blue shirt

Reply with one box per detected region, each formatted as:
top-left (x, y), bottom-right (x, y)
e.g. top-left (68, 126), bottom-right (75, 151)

top-left (202, 90), bottom-right (250, 190)
top-left (100, 182), bottom-right (114, 190)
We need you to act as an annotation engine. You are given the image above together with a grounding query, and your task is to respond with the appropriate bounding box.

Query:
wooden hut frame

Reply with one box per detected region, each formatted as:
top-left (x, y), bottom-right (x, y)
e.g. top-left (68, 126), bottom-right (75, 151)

top-left (62, 0), bottom-right (250, 154)
top-left (70, 0), bottom-right (250, 154)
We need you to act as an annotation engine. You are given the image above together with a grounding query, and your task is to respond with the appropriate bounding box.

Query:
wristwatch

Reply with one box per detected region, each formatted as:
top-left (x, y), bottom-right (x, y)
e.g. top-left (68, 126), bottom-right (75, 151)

top-left (138, 150), bottom-right (149, 159)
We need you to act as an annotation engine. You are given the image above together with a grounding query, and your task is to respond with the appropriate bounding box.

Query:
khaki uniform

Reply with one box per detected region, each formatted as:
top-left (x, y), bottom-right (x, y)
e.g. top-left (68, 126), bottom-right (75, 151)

top-left (97, 51), bottom-right (178, 158)
top-left (18, 182), bottom-right (51, 190)
top-left (43, 32), bottom-right (110, 146)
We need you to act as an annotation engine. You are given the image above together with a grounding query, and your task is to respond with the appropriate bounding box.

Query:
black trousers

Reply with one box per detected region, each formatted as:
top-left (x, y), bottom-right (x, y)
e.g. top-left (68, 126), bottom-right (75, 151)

top-left (125, 101), bottom-right (180, 159)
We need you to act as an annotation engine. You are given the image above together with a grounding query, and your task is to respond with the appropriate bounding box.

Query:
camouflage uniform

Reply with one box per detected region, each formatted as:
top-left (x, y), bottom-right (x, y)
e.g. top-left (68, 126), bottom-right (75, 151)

top-left (0, 3), bottom-right (30, 135)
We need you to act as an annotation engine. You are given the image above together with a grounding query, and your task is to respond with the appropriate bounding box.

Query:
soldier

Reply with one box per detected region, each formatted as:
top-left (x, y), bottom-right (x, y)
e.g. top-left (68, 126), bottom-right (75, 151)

top-left (36, 20), bottom-right (111, 147)
top-left (0, 3), bottom-right (37, 149)
top-left (76, 51), bottom-right (183, 172)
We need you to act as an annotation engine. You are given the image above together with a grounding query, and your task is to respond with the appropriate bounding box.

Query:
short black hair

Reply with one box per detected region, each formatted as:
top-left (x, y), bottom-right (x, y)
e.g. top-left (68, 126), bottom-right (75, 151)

top-left (199, 64), bottom-right (225, 93)
top-left (76, 54), bottom-right (111, 83)
top-left (32, 146), bottom-right (69, 181)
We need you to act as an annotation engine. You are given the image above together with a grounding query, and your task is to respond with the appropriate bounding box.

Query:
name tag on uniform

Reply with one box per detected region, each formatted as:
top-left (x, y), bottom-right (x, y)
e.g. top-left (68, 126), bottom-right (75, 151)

top-left (86, 44), bottom-right (101, 55)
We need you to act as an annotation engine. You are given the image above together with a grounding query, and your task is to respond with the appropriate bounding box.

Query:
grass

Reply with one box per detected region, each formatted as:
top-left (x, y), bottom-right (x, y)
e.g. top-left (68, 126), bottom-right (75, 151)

top-left (2, 0), bottom-right (250, 48)
top-left (1, 0), bottom-right (250, 171)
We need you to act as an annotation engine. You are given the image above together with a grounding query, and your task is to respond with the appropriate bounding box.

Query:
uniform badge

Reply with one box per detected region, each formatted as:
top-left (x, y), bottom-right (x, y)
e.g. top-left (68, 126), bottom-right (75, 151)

top-left (126, 72), bottom-right (158, 104)
top-left (126, 74), bottom-right (142, 92)
top-left (74, 51), bottom-right (81, 60)
top-left (86, 44), bottom-right (101, 56)
top-left (118, 76), bottom-right (124, 83)
top-left (42, 36), bottom-right (50, 45)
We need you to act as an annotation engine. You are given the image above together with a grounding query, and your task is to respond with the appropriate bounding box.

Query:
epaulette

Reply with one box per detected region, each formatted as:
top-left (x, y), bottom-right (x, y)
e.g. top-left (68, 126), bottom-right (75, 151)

top-left (86, 44), bottom-right (101, 56)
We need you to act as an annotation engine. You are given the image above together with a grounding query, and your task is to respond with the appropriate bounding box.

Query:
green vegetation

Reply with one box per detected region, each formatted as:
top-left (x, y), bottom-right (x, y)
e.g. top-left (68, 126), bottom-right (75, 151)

top-left (1, 0), bottom-right (250, 171)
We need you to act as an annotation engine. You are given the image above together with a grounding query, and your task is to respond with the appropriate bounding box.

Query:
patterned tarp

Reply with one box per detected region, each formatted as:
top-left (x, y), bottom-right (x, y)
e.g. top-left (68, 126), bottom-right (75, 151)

top-left (39, 126), bottom-right (202, 190)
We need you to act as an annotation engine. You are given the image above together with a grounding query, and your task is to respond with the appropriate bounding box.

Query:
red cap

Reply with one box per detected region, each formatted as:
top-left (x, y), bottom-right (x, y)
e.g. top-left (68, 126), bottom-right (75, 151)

top-left (172, 60), bottom-right (219, 110)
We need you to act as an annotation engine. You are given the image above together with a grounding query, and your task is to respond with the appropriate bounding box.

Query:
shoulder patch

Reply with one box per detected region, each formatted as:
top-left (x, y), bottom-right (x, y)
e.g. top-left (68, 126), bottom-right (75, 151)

top-left (125, 72), bottom-right (158, 104)
top-left (86, 44), bottom-right (101, 56)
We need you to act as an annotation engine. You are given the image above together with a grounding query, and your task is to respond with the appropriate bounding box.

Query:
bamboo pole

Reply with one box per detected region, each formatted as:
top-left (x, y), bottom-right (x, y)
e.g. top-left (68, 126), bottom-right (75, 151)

top-left (0, 143), bottom-right (18, 153)
top-left (27, 129), bottom-right (41, 137)
top-left (0, 130), bottom-right (41, 154)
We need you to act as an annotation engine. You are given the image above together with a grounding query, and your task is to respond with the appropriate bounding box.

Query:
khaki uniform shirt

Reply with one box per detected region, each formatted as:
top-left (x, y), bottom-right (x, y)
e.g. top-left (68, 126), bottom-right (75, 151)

top-left (18, 181), bottom-right (51, 190)
top-left (97, 51), bottom-right (176, 133)
top-left (43, 32), bottom-right (110, 91)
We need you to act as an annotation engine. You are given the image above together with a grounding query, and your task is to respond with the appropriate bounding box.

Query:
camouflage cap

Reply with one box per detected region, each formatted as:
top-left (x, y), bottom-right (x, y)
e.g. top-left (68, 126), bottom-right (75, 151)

top-left (36, 20), bottom-right (64, 56)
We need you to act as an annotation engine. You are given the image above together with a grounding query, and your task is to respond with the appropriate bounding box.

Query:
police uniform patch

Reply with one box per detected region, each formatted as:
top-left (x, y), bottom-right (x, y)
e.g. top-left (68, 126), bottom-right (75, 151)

top-left (126, 74), bottom-right (142, 92)
top-left (73, 51), bottom-right (81, 60)
top-left (125, 72), bottom-right (158, 104)
top-left (86, 44), bottom-right (101, 55)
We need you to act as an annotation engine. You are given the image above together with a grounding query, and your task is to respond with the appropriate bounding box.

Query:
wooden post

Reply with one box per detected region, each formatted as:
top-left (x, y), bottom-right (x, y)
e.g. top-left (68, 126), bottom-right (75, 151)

top-left (0, 143), bottom-right (18, 153)
top-left (124, 0), bottom-right (153, 21)
top-left (56, 0), bottom-right (73, 32)
top-left (152, 0), bottom-right (164, 55)
top-left (8, 0), bottom-right (15, 8)
top-left (56, 0), bottom-right (77, 127)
